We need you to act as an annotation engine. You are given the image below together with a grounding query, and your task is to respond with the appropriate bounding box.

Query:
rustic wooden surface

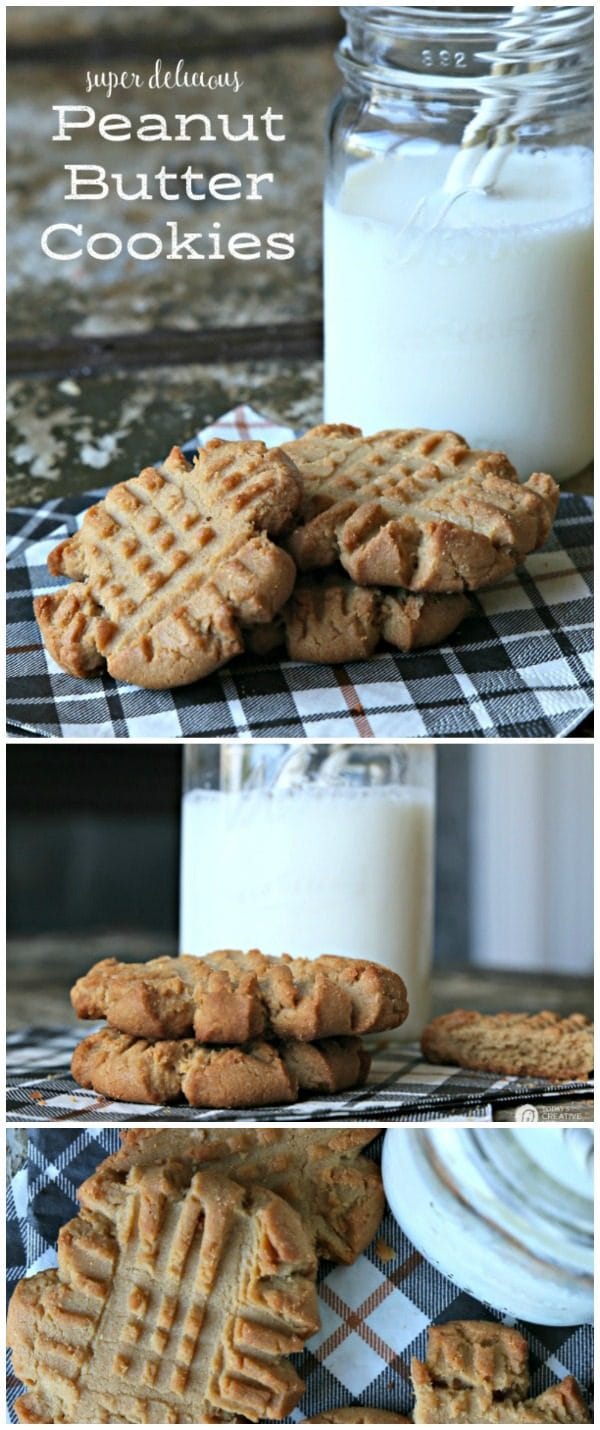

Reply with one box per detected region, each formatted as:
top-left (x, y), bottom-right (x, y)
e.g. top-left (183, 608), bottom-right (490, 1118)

top-left (7, 935), bottom-right (593, 1122)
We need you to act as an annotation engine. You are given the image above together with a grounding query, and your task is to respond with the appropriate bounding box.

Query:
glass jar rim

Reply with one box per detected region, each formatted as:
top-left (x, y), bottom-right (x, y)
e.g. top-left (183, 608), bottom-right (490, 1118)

top-left (341, 6), bottom-right (594, 39)
top-left (338, 5), bottom-right (594, 96)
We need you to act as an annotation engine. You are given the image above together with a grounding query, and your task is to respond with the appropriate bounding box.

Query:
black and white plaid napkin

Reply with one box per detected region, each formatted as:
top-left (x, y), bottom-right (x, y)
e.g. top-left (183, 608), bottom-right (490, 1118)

top-left (6, 1130), bottom-right (593, 1423)
top-left (7, 406), bottom-right (593, 739)
top-left (6, 1027), bottom-right (593, 1124)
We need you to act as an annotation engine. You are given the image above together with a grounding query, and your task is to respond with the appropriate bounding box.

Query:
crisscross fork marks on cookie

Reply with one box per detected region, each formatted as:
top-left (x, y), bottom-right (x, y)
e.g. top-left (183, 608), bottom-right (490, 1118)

top-left (70, 949), bottom-right (409, 1043)
top-left (281, 425), bottom-right (559, 592)
top-left (34, 439), bottom-right (300, 688)
top-left (110, 1129), bottom-right (385, 1266)
top-left (7, 1165), bottom-right (320, 1424)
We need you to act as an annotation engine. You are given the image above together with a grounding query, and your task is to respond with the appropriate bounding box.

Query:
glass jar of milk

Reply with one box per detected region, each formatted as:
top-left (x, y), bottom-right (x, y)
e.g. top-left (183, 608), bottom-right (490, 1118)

top-left (324, 6), bottom-right (593, 480)
top-left (180, 743), bottom-right (435, 1039)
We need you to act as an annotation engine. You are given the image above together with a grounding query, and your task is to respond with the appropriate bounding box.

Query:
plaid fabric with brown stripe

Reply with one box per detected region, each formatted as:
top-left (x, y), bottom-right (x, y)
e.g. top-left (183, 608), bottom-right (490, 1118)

top-left (6, 1027), bottom-right (594, 1124)
top-left (6, 1131), bottom-right (593, 1423)
top-left (6, 407), bottom-right (593, 739)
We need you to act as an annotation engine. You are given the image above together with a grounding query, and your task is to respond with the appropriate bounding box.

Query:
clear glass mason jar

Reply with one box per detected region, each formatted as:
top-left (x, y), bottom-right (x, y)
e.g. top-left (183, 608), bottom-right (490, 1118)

top-left (180, 743), bottom-right (436, 1039)
top-left (324, 6), bottom-right (593, 480)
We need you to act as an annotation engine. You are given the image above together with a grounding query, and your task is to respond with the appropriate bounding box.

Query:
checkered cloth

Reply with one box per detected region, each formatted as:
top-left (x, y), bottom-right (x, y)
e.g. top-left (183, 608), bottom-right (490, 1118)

top-left (7, 406), bottom-right (593, 738)
top-left (6, 1027), bottom-right (593, 1124)
top-left (6, 1131), bottom-right (593, 1423)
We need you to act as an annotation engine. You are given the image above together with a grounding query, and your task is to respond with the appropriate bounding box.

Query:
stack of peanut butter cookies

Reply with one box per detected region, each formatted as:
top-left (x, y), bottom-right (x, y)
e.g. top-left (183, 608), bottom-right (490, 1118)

top-left (70, 948), bottom-right (409, 1108)
top-left (33, 424), bottom-right (560, 688)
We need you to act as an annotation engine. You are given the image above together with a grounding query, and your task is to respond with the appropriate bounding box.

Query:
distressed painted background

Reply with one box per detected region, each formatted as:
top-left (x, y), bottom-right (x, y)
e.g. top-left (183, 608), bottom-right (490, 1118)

top-left (7, 7), bottom-right (341, 504)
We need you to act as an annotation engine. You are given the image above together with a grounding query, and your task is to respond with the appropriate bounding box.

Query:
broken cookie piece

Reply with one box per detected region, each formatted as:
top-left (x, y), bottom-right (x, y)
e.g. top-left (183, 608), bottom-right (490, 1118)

top-left (411, 1321), bottom-right (590, 1424)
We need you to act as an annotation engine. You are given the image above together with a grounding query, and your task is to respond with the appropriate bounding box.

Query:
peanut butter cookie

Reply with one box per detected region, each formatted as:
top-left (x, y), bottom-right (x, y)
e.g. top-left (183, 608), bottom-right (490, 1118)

top-left (282, 425), bottom-right (558, 593)
top-left (8, 1164), bottom-right (319, 1423)
top-left (71, 949), bottom-right (409, 1043)
top-left (112, 1129), bottom-right (385, 1265)
top-left (71, 1028), bottom-right (371, 1108)
top-left (247, 573), bottom-right (472, 661)
top-left (34, 439), bottom-right (300, 688)
top-left (421, 1011), bottom-right (593, 1082)
top-left (411, 1321), bottom-right (590, 1423)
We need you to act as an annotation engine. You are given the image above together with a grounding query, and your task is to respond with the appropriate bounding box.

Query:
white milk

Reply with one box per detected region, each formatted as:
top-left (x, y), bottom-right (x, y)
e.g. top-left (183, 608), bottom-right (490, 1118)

top-left (180, 786), bottom-right (435, 1039)
top-left (324, 146), bottom-right (593, 479)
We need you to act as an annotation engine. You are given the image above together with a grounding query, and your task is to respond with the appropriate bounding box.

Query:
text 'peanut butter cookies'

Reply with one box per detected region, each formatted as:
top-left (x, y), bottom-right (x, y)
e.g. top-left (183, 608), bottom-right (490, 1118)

top-left (281, 425), bottom-right (559, 593)
top-left (411, 1321), bottom-right (590, 1423)
top-left (71, 1029), bottom-right (371, 1108)
top-left (7, 1164), bottom-right (320, 1424)
top-left (34, 439), bottom-right (300, 688)
top-left (247, 573), bottom-right (472, 661)
top-left (421, 1010), bottom-right (594, 1083)
top-left (112, 1129), bottom-right (385, 1265)
top-left (71, 949), bottom-right (409, 1043)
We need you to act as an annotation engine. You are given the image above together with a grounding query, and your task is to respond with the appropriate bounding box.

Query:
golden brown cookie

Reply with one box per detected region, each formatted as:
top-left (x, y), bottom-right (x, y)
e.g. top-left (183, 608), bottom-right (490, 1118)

top-left (303, 1411), bottom-right (410, 1423)
top-left (411, 1321), bottom-right (590, 1423)
top-left (281, 425), bottom-right (559, 593)
top-left (246, 573), bottom-right (472, 661)
top-left (71, 949), bottom-right (409, 1043)
top-left (34, 439), bottom-right (300, 688)
top-left (109, 1129), bottom-right (385, 1265)
top-left (7, 1164), bottom-right (320, 1423)
top-left (421, 1010), bottom-right (593, 1082)
top-left (71, 1028), bottom-right (371, 1108)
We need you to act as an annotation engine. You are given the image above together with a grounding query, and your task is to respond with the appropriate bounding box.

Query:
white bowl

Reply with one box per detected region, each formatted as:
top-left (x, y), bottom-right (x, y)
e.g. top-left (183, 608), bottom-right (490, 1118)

top-left (382, 1128), bottom-right (593, 1326)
